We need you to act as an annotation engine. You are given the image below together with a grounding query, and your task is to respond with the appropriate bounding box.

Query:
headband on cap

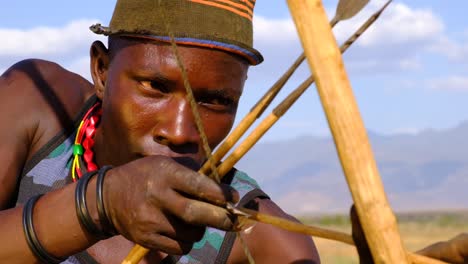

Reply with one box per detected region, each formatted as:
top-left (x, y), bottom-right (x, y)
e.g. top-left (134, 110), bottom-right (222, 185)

top-left (90, 0), bottom-right (263, 65)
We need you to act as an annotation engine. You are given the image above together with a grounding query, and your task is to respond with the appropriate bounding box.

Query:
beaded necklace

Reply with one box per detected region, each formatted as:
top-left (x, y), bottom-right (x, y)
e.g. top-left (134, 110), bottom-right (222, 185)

top-left (72, 102), bottom-right (102, 182)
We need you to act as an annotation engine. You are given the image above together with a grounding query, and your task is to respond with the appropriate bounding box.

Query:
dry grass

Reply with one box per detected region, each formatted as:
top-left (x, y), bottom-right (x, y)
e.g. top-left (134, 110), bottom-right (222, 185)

top-left (300, 211), bottom-right (468, 264)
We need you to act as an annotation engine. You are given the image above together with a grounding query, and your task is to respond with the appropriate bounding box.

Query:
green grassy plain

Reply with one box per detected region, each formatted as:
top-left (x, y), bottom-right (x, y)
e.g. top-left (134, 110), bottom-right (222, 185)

top-left (300, 211), bottom-right (468, 264)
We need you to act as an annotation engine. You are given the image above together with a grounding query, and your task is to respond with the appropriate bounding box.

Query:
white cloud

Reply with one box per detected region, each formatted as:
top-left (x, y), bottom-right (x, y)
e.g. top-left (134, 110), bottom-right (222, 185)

top-left (0, 19), bottom-right (106, 83)
top-left (251, 2), bottom-right (445, 77)
top-left (345, 57), bottom-right (422, 75)
top-left (253, 16), bottom-right (297, 44)
top-left (66, 56), bottom-right (92, 81)
top-left (333, 1), bottom-right (444, 74)
top-left (0, 19), bottom-right (104, 57)
top-left (429, 36), bottom-right (468, 62)
top-left (337, 2), bottom-right (444, 47)
top-left (250, 15), bottom-right (306, 81)
top-left (429, 76), bottom-right (468, 92)
top-left (398, 58), bottom-right (422, 70)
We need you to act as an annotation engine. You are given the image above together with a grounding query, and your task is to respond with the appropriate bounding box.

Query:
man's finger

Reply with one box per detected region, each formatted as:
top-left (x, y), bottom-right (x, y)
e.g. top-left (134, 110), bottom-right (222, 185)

top-left (170, 164), bottom-right (239, 205)
top-left (165, 191), bottom-right (236, 231)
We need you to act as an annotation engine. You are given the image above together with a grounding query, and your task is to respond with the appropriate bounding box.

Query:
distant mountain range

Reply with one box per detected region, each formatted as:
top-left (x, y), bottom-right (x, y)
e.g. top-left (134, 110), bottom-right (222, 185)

top-left (236, 121), bottom-right (468, 215)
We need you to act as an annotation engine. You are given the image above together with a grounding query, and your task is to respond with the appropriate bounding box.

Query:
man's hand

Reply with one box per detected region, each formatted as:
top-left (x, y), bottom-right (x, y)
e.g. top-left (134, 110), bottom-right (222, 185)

top-left (102, 155), bottom-right (239, 255)
top-left (350, 205), bottom-right (373, 264)
top-left (417, 233), bottom-right (468, 264)
top-left (351, 205), bottom-right (468, 264)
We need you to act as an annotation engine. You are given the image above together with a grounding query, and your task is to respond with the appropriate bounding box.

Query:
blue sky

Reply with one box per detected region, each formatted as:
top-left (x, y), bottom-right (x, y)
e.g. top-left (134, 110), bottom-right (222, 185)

top-left (2, 0), bottom-right (468, 142)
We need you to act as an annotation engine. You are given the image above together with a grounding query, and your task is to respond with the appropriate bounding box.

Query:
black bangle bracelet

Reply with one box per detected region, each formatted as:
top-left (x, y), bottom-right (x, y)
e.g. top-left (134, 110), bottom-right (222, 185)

top-left (96, 165), bottom-right (118, 236)
top-left (75, 170), bottom-right (107, 239)
top-left (22, 194), bottom-right (66, 264)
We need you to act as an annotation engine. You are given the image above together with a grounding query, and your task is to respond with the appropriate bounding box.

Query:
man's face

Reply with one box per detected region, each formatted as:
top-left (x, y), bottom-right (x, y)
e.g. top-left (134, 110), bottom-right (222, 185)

top-left (95, 38), bottom-right (248, 169)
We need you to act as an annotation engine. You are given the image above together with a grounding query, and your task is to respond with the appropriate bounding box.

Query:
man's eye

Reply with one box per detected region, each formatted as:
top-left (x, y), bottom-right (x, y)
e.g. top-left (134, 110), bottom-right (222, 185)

top-left (207, 97), bottom-right (232, 105)
top-left (199, 96), bottom-right (236, 111)
top-left (140, 80), bottom-right (169, 93)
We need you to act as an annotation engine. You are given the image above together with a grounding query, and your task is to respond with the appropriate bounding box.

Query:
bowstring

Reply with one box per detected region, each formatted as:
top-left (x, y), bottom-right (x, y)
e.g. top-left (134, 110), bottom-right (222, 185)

top-left (156, 1), bottom-right (255, 263)
top-left (237, 232), bottom-right (256, 264)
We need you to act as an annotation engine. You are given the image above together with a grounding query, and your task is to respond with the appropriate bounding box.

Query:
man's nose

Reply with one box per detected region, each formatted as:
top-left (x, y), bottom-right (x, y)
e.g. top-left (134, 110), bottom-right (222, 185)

top-left (152, 97), bottom-right (201, 148)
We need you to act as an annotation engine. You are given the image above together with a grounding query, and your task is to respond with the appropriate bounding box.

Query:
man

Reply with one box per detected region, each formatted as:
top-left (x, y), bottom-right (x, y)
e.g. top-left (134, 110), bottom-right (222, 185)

top-left (0, 0), bottom-right (320, 263)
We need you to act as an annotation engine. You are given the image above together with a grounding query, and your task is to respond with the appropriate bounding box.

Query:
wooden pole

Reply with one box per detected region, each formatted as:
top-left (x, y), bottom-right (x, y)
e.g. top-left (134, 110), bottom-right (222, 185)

top-left (286, 0), bottom-right (409, 263)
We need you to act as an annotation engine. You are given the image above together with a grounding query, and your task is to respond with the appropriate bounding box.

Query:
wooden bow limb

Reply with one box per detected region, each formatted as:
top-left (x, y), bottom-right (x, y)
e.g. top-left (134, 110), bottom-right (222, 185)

top-left (212, 0), bottom-right (391, 180)
top-left (199, 0), bottom-right (370, 176)
top-left (287, 0), bottom-right (409, 263)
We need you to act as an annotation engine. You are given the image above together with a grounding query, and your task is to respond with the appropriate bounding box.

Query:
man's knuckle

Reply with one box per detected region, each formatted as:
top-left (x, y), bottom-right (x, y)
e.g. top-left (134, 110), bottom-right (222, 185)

top-left (186, 174), bottom-right (204, 191)
top-left (181, 203), bottom-right (196, 223)
top-left (220, 214), bottom-right (234, 230)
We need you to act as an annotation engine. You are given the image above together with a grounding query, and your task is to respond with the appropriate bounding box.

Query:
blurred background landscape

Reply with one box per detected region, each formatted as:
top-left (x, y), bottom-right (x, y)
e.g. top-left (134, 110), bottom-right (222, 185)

top-left (236, 121), bottom-right (468, 262)
top-left (238, 121), bottom-right (468, 215)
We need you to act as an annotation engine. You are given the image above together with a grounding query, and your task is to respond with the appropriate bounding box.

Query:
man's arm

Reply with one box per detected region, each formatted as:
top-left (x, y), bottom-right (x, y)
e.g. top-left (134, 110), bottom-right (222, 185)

top-left (229, 199), bottom-right (320, 263)
top-left (0, 59), bottom-right (104, 262)
top-left (0, 61), bottom-right (41, 208)
top-left (416, 233), bottom-right (468, 264)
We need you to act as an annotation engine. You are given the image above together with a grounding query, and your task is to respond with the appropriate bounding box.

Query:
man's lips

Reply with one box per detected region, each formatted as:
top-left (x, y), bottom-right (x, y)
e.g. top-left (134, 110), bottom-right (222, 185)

top-left (137, 152), bottom-right (202, 171)
top-left (172, 156), bottom-right (202, 171)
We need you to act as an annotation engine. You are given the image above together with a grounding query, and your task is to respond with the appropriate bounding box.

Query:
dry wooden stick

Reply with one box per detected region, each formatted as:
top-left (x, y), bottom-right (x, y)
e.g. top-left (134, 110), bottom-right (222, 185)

top-left (287, 0), bottom-right (409, 263)
top-left (212, 1), bottom-right (390, 179)
top-left (199, 0), bottom-right (369, 175)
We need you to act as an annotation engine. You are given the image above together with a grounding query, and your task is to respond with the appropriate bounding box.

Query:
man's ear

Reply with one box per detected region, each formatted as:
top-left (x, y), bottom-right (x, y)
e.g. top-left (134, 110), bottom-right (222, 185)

top-left (90, 41), bottom-right (110, 100)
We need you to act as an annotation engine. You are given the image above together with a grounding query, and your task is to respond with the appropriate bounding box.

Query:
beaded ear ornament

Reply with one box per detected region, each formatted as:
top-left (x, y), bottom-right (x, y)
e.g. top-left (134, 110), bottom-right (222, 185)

top-left (72, 102), bottom-right (102, 182)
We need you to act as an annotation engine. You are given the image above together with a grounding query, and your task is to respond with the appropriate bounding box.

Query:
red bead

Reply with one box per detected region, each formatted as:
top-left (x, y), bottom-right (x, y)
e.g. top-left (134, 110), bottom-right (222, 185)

top-left (88, 163), bottom-right (98, 171)
top-left (90, 116), bottom-right (98, 126)
top-left (83, 138), bottom-right (95, 149)
top-left (85, 126), bottom-right (96, 138)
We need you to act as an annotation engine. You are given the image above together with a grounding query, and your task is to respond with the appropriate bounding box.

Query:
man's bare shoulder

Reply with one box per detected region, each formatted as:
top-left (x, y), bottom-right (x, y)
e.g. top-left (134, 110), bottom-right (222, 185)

top-left (0, 58), bottom-right (95, 159)
top-left (1, 58), bottom-right (94, 103)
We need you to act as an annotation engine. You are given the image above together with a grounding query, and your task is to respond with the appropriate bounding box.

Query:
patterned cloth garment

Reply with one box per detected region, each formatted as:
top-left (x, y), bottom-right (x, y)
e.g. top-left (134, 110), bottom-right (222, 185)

top-left (15, 96), bottom-right (269, 264)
